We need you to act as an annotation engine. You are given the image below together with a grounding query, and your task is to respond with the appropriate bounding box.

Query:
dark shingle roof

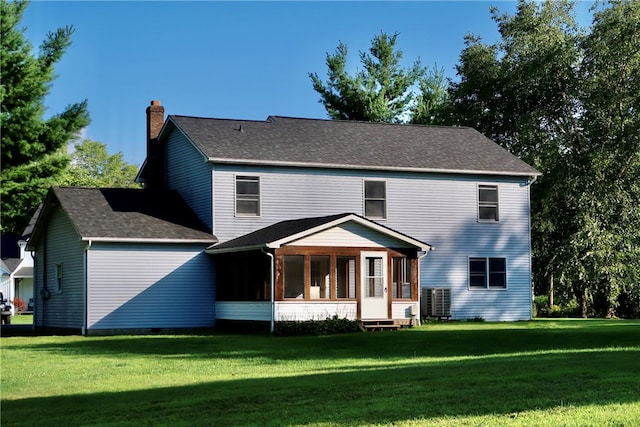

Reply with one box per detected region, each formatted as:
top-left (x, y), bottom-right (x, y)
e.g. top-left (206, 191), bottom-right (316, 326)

top-left (39, 187), bottom-right (216, 243)
top-left (211, 213), bottom-right (349, 251)
top-left (168, 115), bottom-right (540, 177)
top-left (208, 213), bottom-right (430, 253)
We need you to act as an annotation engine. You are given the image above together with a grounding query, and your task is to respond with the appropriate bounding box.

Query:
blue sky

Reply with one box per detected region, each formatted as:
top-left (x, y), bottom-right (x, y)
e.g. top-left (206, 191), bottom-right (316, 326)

top-left (21, 1), bottom-right (594, 167)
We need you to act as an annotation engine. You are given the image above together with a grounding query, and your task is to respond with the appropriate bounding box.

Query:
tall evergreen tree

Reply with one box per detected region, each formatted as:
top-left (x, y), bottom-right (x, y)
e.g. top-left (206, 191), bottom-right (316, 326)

top-left (0, 0), bottom-right (90, 233)
top-left (310, 32), bottom-right (435, 123)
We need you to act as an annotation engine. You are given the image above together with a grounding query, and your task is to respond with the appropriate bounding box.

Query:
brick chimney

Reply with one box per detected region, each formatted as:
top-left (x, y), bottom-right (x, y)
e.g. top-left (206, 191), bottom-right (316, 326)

top-left (145, 100), bottom-right (165, 189)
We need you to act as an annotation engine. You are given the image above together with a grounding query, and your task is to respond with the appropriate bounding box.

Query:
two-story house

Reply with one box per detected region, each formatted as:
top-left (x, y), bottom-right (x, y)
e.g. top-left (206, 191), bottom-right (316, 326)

top-left (28, 100), bottom-right (539, 334)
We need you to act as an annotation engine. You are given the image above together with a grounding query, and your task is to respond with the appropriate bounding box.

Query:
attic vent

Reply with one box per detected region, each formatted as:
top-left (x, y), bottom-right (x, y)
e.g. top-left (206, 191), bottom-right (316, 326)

top-left (421, 288), bottom-right (451, 319)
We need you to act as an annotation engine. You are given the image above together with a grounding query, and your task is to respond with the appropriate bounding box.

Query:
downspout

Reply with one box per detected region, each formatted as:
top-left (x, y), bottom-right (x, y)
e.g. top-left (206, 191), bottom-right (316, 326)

top-left (526, 175), bottom-right (537, 319)
top-left (261, 247), bottom-right (275, 333)
top-left (415, 248), bottom-right (432, 327)
top-left (82, 240), bottom-right (92, 335)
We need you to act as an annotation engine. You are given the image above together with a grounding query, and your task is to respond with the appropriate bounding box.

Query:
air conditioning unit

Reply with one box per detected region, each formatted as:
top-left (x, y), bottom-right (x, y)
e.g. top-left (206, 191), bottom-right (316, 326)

top-left (421, 288), bottom-right (451, 319)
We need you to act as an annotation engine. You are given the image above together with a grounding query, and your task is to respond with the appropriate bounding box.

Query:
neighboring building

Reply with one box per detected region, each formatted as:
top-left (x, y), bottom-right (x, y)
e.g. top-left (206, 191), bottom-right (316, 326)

top-left (28, 100), bottom-right (540, 334)
top-left (1, 226), bottom-right (36, 314)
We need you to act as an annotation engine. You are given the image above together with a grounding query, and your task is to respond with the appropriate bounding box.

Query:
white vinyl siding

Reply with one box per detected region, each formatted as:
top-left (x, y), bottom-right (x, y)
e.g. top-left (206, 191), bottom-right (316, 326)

top-left (86, 243), bottom-right (215, 330)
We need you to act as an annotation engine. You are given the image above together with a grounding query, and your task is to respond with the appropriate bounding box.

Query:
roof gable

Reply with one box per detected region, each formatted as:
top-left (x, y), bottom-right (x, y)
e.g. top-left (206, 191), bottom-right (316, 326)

top-left (29, 187), bottom-right (216, 247)
top-left (167, 115), bottom-right (540, 177)
top-left (206, 213), bottom-right (431, 254)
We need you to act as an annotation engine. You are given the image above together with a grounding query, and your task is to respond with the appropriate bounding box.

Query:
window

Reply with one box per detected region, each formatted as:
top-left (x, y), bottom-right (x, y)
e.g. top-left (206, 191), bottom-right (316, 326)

top-left (284, 255), bottom-right (304, 298)
top-left (364, 180), bottom-right (386, 219)
top-left (478, 185), bottom-right (499, 222)
top-left (392, 258), bottom-right (412, 299)
top-left (310, 256), bottom-right (330, 299)
top-left (469, 257), bottom-right (507, 289)
top-left (336, 256), bottom-right (356, 299)
top-left (236, 176), bottom-right (260, 216)
top-left (364, 256), bottom-right (384, 298)
top-left (55, 264), bottom-right (63, 293)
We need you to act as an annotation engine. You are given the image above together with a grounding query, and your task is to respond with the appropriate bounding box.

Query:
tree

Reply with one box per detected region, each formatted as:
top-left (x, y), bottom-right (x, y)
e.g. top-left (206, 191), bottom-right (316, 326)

top-left (61, 139), bottom-right (141, 188)
top-left (447, 0), bottom-right (640, 317)
top-left (310, 32), bottom-right (441, 123)
top-left (0, 0), bottom-right (90, 234)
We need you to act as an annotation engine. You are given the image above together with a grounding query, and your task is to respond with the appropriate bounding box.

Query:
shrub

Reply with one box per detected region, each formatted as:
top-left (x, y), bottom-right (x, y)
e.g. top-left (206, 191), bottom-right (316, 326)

top-left (12, 297), bottom-right (26, 313)
top-left (533, 295), bottom-right (550, 317)
top-left (274, 316), bottom-right (364, 336)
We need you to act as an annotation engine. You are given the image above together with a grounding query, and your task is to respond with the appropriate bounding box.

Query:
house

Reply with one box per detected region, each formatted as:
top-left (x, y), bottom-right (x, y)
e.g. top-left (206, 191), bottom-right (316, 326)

top-left (28, 100), bottom-right (540, 334)
top-left (1, 220), bottom-right (37, 314)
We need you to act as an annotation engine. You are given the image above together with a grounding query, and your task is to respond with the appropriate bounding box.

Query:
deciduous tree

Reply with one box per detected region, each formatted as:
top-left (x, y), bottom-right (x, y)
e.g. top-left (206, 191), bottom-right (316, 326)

top-left (62, 139), bottom-right (141, 189)
top-left (448, 0), bottom-right (640, 317)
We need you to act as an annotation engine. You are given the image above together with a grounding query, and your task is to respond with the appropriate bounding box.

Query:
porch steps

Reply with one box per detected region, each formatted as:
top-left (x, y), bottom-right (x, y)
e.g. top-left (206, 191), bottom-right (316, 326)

top-left (361, 319), bottom-right (413, 332)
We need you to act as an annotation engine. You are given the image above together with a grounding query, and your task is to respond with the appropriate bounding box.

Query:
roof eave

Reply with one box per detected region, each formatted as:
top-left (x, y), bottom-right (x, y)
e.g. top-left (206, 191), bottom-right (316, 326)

top-left (207, 157), bottom-right (540, 178)
top-left (84, 237), bottom-right (216, 245)
top-left (206, 244), bottom-right (266, 254)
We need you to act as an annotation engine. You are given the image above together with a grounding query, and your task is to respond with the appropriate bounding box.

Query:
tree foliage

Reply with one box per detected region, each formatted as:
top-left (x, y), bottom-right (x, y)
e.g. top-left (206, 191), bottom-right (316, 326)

top-left (0, 0), bottom-right (90, 234)
top-left (448, 0), bottom-right (640, 317)
top-left (309, 32), bottom-right (447, 124)
top-left (62, 139), bottom-right (141, 189)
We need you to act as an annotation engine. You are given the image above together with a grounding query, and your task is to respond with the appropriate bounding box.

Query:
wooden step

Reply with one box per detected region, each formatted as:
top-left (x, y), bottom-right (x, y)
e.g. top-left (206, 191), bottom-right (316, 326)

top-left (361, 319), bottom-right (412, 332)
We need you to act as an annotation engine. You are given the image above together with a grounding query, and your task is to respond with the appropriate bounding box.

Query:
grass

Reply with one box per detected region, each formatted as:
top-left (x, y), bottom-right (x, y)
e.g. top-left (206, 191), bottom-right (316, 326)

top-left (1, 319), bottom-right (639, 426)
top-left (6, 314), bottom-right (33, 325)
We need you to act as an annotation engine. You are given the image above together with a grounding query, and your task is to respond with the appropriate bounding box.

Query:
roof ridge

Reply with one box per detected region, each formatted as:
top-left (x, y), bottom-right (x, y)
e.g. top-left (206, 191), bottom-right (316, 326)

top-left (267, 115), bottom-right (473, 130)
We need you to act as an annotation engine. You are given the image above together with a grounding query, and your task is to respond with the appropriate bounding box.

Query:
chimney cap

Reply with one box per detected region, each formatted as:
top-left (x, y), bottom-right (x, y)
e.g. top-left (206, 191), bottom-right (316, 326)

top-left (150, 100), bottom-right (161, 106)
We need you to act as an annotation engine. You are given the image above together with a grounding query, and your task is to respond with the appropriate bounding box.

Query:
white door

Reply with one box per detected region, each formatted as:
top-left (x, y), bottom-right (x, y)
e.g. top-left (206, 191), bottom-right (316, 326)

top-left (360, 251), bottom-right (388, 319)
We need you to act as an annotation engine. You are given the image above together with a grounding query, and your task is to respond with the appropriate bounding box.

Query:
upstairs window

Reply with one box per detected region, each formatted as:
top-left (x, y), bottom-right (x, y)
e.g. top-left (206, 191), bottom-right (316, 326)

top-left (236, 176), bottom-right (260, 216)
top-left (364, 180), bottom-right (386, 219)
top-left (469, 257), bottom-right (507, 289)
top-left (478, 185), bottom-right (499, 222)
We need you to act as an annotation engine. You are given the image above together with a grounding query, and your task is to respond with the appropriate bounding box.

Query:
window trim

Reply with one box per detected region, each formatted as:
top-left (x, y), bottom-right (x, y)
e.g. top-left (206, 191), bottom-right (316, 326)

top-left (235, 175), bottom-right (261, 217)
top-left (478, 184), bottom-right (499, 223)
top-left (468, 257), bottom-right (507, 290)
top-left (363, 179), bottom-right (387, 219)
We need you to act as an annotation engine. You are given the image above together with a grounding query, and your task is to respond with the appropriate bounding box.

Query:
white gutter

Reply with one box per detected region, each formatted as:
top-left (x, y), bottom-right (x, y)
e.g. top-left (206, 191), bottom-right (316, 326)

top-left (261, 248), bottom-right (275, 334)
top-left (82, 237), bottom-right (216, 244)
top-left (208, 157), bottom-right (542, 178)
top-left (82, 240), bottom-right (92, 335)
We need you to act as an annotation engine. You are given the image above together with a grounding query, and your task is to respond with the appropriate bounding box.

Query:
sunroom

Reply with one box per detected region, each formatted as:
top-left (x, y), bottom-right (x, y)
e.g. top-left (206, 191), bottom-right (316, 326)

top-left (207, 213), bottom-right (431, 331)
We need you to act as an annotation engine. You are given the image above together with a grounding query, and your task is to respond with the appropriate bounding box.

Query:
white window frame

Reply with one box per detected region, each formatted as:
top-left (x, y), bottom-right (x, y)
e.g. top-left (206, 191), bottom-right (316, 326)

top-left (363, 180), bottom-right (387, 219)
top-left (235, 175), bottom-right (261, 217)
top-left (478, 184), bottom-right (499, 222)
top-left (468, 257), bottom-right (507, 290)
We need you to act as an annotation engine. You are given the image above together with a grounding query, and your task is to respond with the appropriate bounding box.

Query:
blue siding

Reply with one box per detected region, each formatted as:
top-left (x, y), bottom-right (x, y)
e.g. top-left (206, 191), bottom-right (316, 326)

top-left (165, 127), bottom-right (213, 231)
top-left (33, 206), bottom-right (86, 329)
top-left (87, 243), bottom-right (215, 330)
top-left (211, 165), bottom-right (533, 321)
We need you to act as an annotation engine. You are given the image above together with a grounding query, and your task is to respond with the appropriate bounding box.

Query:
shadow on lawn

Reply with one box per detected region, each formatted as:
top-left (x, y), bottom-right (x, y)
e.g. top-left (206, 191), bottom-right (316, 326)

top-left (3, 347), bottom-right (640, 426)
top-left (17, 320), bottom-right (640, 361)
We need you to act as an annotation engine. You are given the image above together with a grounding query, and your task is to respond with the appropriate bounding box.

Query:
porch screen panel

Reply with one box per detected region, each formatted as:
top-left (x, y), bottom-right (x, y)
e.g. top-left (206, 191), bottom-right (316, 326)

top-left (310, 256), bottom-right (330, 299)
top-left (365, 257), bottom-right (383, 298)
top-left (337, 256), bottom-right (356, 299)
top-left (392, 258), bottom-right (412, 299)
top-left (284, 255), bottom-right (304, 298)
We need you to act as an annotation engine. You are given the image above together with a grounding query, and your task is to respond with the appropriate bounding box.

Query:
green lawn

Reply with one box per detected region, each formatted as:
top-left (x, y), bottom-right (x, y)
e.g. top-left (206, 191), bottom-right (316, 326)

top-left (7, 314), bottom-right (33, 325)
top-left (1, 319), bottom-right (639, 426)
